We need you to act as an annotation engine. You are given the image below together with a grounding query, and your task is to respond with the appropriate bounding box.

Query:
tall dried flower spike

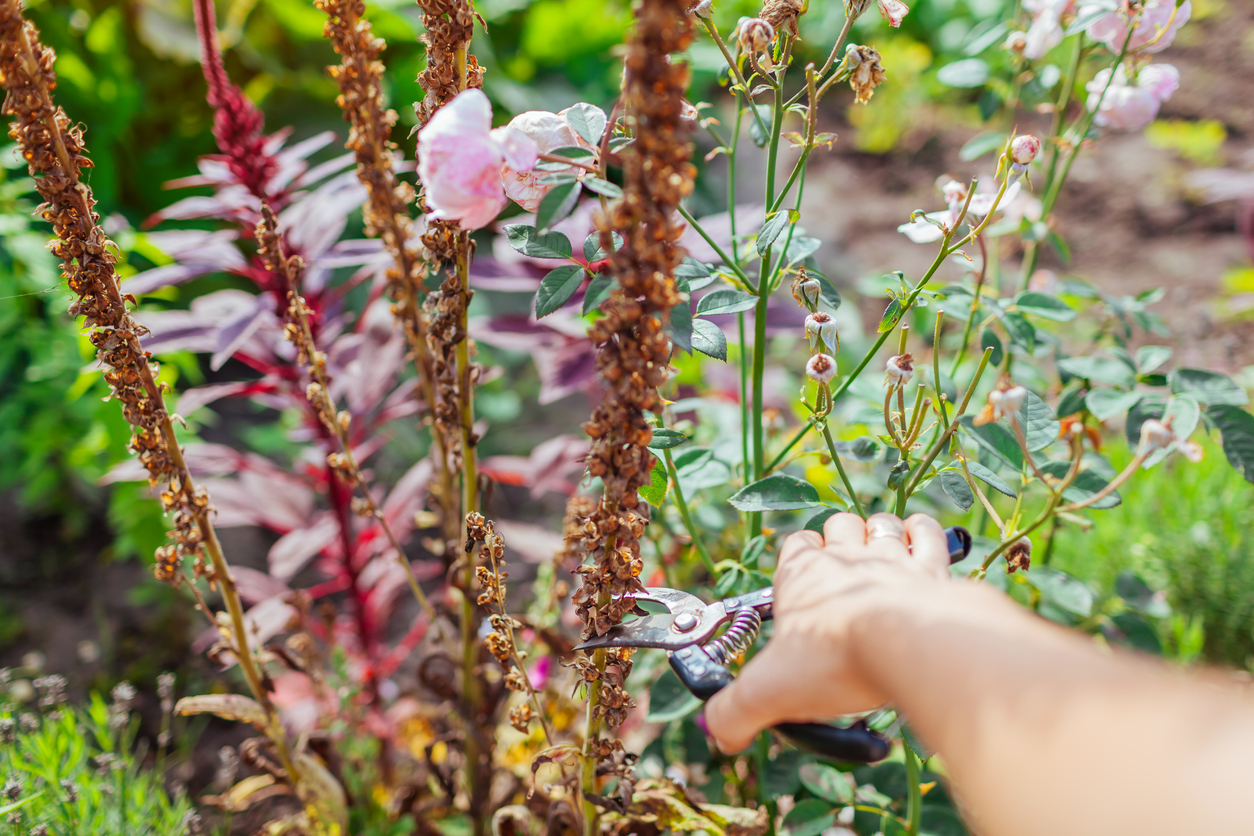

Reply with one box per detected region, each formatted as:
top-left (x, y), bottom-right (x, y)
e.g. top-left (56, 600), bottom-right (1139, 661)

top-left (317, 0), bottom-right (459, 551)
top-left (0, 3), bottom-right (326, 825)
top-left (578, 0), bottom-right (695, 819)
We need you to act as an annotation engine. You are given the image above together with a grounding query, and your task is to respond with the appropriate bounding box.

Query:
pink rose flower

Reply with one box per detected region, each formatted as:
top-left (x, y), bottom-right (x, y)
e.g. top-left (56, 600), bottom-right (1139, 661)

top-left (878, 0), bottom-right (909, 27)
top-left (1082, 0), bottom-right (1191, 54)
top-left (501, 109), bottom-right (596, 213)
top-left (416, 88), bottom-right (539, 231)
top-left (1022, 0), bottom-right (1075, 60)
top-left (1086, 63), bottom-right (1179, 131)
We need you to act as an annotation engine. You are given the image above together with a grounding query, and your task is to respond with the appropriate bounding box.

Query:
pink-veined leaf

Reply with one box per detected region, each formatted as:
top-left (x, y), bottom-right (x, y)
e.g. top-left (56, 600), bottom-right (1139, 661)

top-left (269, 512), bottom-right (340, 581)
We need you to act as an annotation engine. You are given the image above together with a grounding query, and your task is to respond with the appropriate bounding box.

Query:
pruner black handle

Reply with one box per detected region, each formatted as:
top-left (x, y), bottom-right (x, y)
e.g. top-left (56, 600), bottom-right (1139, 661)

top-left (945, 525), bottom-right (973, 564)
top-left (670, 647), bottom-right (889, 763)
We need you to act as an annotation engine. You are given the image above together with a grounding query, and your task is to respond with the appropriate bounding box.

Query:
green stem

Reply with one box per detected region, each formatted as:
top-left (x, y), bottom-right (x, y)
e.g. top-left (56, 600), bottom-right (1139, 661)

top-left (663, 448), bottom-right (719, 576)
top-left (821, 424), bottom-right (866, 518)
top-left (700, 16), bottom-right (770, 139)
top-left (740, 312), bottom-right (751, 479)
top-left (677, 204), bottom-right (756, 291)
top-left (904, 740), bottom-right (923, 836)
top-left (900, 347), bottom-right (994, 499)
top-left (765, 419), bottom-right (814, 474)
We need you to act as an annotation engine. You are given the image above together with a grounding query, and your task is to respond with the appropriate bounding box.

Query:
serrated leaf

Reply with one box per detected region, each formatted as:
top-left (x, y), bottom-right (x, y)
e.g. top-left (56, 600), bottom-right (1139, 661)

top-left (965, 459), bottom-right (1016, 497)
top-left (981, 327), bottom-right (1003, 366)
top-left (782, 799), bottom-right (837, 836)
top-left (1136, 345), bottom-right (1172, 374)
top-left (639, 458), bottom-right (669, 507)
top-left (757, 211), bottom-right (790, 255)
top-left (505, 224), bottom-right (572, 260)
top-left (879, 298), bottom-right (904, 333)
top-left (582, 274), bottom-right (615, 314)
top-left (675, 256), bottom-right (711, 278)
top-left (785, 236), bottom-right (822, 265)
top-left (692, 318), bottom-right (727, 361)
top-left (1040, 460), bottom-right (1122, 509)
top-left (583, 176), bottom-right (623, 198)
top-left (1014, 291), bottom-right (1076, 321)
top-left (748, 104), bottom-right (772, 147)
top-left (647, 668), bottom-right (702, 722)
top-left (799, 762), bottom-right (853, 804)
top-left (583, 231), bottom-right (622, 262)
top-left (564, 102), bottom-right (608, 146)
top-left (939, 469), bottom-right (975, 511)
top-left (804, 507), bottom-right (840, 532)
top-left (1168, 368), bottom-right (1249, 406)
top-left (1019, 390), bottom-right (1060, 452)
top-left (536, 180), bottom-right (581, 231)
top-left (1057, 355), bottom-right (1136, 389)
top-left (1030, 568), bottom-right (1094, 617)
top-left (728, 473), bottom-right (822, 512)
top-left (829, 436), bottom-right (882, 462)
top-left (809, 270), bottom-right (843, 310)
top-left (176, 694), bottom-right (269, 729)
top-left (697, 289), bottom-right (758, 316)
top-left (937, 58), bottom-right (990, 88)
top-left (960, 417), bottom-right (1024, 471)
top-left (669, 296), bottom-right (693, 353)
top-left (1209, 405), bottom-right (1254, 484)
top-left (1164, 394), bottom-right (1200, 440)
top-left (535, 265), bottom-right (586, 317)
top-left (1002, 311), bottom-right (1036, 351)
top-left (1085, 388), bottom-right (1144, 422)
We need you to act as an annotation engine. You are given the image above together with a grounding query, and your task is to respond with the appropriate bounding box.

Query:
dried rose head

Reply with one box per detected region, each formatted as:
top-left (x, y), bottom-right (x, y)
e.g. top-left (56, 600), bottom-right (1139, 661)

top-left (884, 353), bottom-right (914, 387)
top-left (844, 45), bottom-right (887, 105)
top-left (976, 378), bottom-right (1028, 425)
top-left (735, 17), bottom-right (775, 55)
top-left (689, 0), bottom-right (714, 16)
top-left (806, 353), bottom-right (838, 384)
top-left (1011, 134), bottom-right (1041, 166)
top-left (792, 269), bottom-right (822, 310)
top-left (1004, 30), bottom-right (1027, 54)
top-left (804, 311), bottom-right (840, 352)
top-left (1006, 537), bottom-right (1032, 574)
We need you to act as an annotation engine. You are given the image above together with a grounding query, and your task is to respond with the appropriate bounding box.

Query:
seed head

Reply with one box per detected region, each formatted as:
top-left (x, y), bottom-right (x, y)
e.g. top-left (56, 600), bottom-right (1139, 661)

top-left (1137, 418), bottom-right (1174, 455)
top-left (884, 353), bottom-right (914, 387)
top-left (1004, 31), bottom-right (1027, 54)
top-left (1011, 134), bottom-right (1041, 166)
top-left (843, 0), bottom-right (872, 18)
top-left (844, 45), bottom-right (887, 105)
top-left (792, 269), bottom-right (822, 310)
top-left (689, 0), bottom-right (714, 15)
top-left (806, 353), bottom-right (838, 384)
top-left (804, 312), bottom-right (839, 351)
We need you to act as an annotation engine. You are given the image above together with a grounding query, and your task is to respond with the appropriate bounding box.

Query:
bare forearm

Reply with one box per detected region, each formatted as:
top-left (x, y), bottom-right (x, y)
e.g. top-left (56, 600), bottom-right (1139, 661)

top-left (854, 583), bottom-right (1254, 836)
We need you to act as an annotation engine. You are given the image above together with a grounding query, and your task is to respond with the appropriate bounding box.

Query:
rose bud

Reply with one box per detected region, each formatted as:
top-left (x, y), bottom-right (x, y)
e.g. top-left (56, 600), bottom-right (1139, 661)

top-left (1011, 134), bottom-right (1041, 166)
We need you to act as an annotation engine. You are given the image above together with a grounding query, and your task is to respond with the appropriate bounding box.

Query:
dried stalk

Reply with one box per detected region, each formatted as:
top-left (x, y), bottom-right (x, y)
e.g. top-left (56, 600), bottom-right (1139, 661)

top-left (575, 0), bottom-right (696, 830)
top-left (256, 204), bottom-right (437, 622)
top-left (0, 0), bottom-right (304, 797)
top-left (317, 0), bottom-right (456, 551)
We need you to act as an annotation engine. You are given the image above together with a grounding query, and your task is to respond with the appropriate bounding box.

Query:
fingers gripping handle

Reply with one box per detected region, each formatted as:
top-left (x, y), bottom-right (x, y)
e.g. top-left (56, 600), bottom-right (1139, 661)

top-left (670, 647), bottom-right (890, 763)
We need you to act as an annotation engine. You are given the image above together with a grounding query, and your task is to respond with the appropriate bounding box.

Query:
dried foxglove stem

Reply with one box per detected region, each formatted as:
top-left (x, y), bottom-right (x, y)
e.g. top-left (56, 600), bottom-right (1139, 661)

top-left (256, 205), bottom-right (437, 622)
top-left (467, 512), bottom-right (554, 742)
top-left (576, 0), bottom-right (696, 822)
top-left (317, 0), bottom-right (456, 553)
top-left (0, 0), bottom-right (306, 803)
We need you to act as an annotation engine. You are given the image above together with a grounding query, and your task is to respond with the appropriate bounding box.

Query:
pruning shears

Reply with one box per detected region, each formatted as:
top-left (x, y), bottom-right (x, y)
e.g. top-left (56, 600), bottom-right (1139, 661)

top-left (574, 526), bottom-right (972, 763)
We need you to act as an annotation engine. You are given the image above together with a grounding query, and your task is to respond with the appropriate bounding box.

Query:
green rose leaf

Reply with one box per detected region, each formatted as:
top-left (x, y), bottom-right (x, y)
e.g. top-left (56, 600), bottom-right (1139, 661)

top-left (535, 265), bottom-right (586, 318)
top-left (646, 668), bottom-right (701, 722)
top-left (799, 762), bottom-right (854, 805)
top-left (1084, 388), bottom-right (1143, 422)
top-left (959, 417), bottom-right (1024, 471)
top-left (1057, 355), bottom-right (1136, 389)
top-left (535, 180), bottom-right (581, 231)
top-left (505, 224), bottom-right (573, 260)
top-left (1014, 291), bottom-right (1076, 321)
top-left (828, 436), bottom-right (883, 462)
top-left (1168, 368), bottom-right (1249, 406)
top-left (729, 473), bottom-right (822, 512)
top-left (692, 318), bottom-right (728, 361)
top-left (757, 210), bottom-right (791, 255)
top-left (563, 102), bottom-right (607, 146)
top-left (1208, 404), bottom-right (1254, 484)
top-left (1039, 460), bottom-right (1122, 509)
top-left (965, 459), bottom-right (1016, 497)
top-left (696, 289), bottom-right (758, 316)
top-left (647, 428), bottom-right (690, 450)
top-left (582, 274), bottom-right (615, 315)
top-left (939, 469), bottom-right (975, 511)
top-left (782, 799), bottom-right (837, 836)
top-left (1019, 390), bottom-right (1060, 452)
top-left (1136, 344), bottom-right (1172, 374)
top-left (638, 458), bottom-right (669, 507)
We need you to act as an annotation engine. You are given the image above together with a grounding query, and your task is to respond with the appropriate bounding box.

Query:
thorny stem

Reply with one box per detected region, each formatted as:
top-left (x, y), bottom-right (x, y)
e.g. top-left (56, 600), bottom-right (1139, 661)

top-left (1056, 451), bottom-right (1147, 513)
top-left (821, 424), bottom-right (866, 518)
top-left (699, 15), bottom-right (770, 138)
top-left (663, 448), bottom-right (719, 576)
top-left (932, 311), bottom-right (949, 430)
top-left (951, 234), bottom-right (989, 375)
top-left (961, 454), bottom-right (1005, 532)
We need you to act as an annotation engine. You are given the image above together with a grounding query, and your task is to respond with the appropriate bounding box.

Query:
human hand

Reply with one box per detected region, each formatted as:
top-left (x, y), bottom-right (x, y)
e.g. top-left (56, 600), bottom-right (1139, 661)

top-left (703, 512), bottom-right (953, 753)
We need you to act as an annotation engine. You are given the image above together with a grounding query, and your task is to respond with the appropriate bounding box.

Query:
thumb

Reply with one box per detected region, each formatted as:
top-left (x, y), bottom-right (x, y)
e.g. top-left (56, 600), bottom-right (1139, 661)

top-left (704, 638), bottom-right (815, 754)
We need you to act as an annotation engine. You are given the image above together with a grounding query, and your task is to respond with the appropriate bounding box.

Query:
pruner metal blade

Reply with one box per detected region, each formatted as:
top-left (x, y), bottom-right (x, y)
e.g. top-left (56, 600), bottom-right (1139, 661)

top-left (573, 587), bottom-right (733, 652)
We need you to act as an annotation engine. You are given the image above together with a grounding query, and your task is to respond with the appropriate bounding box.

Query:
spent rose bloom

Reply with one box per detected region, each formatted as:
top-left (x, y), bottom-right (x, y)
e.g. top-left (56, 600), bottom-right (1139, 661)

top-left (898, 177), bottom-right (1023, 243)
top-left (878, 0), bottom-right (909, 27)
top-left (806, 354), bottom-right (838, 384)
top-left (501, 109), bottom-right (595, 213)
top-left (417, 89), bottom-right (538, 230)
top-left (1022, 0), bottom-right (1075, 60)
top-left (1082, 0), bottom-right (1191, 54)
top-left (1086, 63), bottom-right (1179, 131)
